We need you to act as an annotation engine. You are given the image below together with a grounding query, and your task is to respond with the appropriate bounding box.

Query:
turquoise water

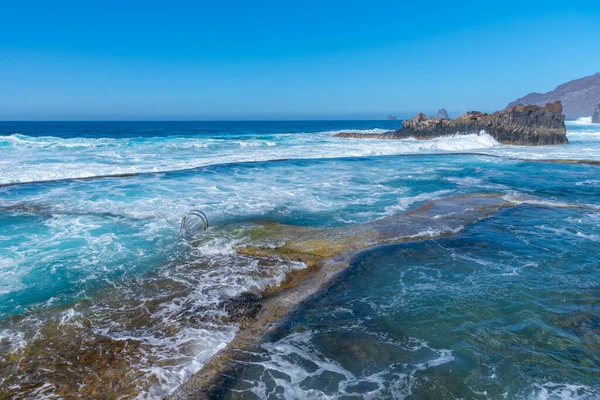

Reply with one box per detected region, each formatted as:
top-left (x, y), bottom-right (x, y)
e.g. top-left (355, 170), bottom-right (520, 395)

top-left (226, 205), bottom-right (600, 399)
top-left (0, 120), bottom-right (599, 398)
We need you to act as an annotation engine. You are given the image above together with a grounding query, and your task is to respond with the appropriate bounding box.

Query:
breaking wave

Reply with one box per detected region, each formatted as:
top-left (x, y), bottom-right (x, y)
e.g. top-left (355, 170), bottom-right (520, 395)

top-left (569, 117), bottom-right (593, 125)
top-left (0, 130), bottom-right (499, 185)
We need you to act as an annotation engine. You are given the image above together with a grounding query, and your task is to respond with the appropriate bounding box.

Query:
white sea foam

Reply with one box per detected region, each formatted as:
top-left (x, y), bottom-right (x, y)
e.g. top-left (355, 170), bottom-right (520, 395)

top-left (238, 330), bottom-right (454, 399)
top-left (0, 157), bottom-right (472, 398)
top-left (4, 120), bottom-right (600, 185)
top-left (575, 179), bottom-right (600, 187)
top-left (385, 190), bottom-right (454, 214)
top-left (0, 256), bottom-right (26, 295)
top-left (0, 131), bottom-right (500, 184)
top-left (0, 329), bottom-right (27, 354)
top-left (569, 117), bottom-right (593, 125)
top-left (502, 194), bottom-right (600, 211)
top-left (527, 382), bottom-right (600, 400)
top-left (2, 226), bottom-right (307, 398)
top-left (2, 123), bottom-right (599, 398)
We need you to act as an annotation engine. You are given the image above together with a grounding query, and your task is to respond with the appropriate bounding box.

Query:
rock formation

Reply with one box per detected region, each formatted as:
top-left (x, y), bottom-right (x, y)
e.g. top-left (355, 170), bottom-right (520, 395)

top-left (433, 108), bottom-right (449, 120)
top-left (169, 194), bottom-right (515, 400)
top-left (507, 72), bottom-right (600, 118)
top-left (336, 101), bottom-right (567, 145)
top-left (593, 104), bottom-right (600, 123)
top-left (387, 115), bottom-right (397, 120)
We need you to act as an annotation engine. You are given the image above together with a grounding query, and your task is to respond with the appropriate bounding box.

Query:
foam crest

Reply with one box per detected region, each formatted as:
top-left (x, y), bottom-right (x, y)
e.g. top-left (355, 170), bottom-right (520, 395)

top-left (0, 329), bottom-right (27, 354)
top-left (502, 193), bottom-right (600, 211)
top-left (570, 117), bottom-right (593, 125)
top-left (237, 330), bottom-right (454, 399)
top-left (527, 382), bottom-right (600, 400)
top-left (0, 131), bottom-right (500, 185)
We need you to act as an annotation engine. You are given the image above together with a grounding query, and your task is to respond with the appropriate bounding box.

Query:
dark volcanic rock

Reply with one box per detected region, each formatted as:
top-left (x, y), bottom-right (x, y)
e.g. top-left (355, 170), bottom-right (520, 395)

top-left (593, 104), bottom-right (600, 123)
top-left (507, 72), bottom-right (600, 118)
top-left (433, 108), bottom-right (449, 120)
top-left (387, 115), bottom-right (397, 120)
top-left (335, 102), bottom-right (567, 146)
top-left (220, 292), bottom-right (262, 322)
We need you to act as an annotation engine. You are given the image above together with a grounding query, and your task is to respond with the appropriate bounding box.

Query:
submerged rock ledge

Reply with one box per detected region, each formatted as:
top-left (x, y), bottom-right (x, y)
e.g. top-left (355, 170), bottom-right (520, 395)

top-left (336, 102), bottom-right (568, 145)
top-left (169, 194), bottom-right (517, 399)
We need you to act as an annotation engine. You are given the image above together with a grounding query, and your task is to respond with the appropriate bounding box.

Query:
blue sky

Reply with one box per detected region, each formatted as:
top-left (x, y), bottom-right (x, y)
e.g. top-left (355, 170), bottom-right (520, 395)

top-left (1, 0), bottom-right (599, 120)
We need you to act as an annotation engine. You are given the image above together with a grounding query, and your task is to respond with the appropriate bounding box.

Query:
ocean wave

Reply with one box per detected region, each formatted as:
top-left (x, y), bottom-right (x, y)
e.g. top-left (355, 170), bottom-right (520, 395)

top-left (569, 117), bottom-right (593, 125)
top-left (502, 194), bottom-right (600, 211)
top-left (0, 131), bottom-right (500, 185)
top-left (526, 382), bottom-right (600, 400)
top-left (6, 124), bottom-right (600, 187)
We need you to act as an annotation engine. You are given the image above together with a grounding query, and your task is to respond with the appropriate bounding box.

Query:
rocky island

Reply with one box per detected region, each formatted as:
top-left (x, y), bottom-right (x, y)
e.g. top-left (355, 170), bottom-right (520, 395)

top-left (336, 101), bottom-right (568, 145)
top-left (387, 115), bottom-right (397, 120)
top-left (593, 104), bottom-right (600, 123)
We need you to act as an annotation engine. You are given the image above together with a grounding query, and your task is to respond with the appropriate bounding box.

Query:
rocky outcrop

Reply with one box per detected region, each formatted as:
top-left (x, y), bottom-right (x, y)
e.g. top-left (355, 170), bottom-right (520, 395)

top-left (336, 102), bottom-right (567, 145)
top-left (433, 108), bottom-right (449, 120)
top-left (168, 194), bottom-right (515, 400)
top-left (507, 72), bottom-right (600, 118)
top-left (593, 104), bottom-right (600, 123)
top-left (387, 115), bottom-right (397, 120)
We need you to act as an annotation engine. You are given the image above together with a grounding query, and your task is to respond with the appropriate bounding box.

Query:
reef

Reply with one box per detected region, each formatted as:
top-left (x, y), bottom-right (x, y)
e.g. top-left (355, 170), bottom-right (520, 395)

top-left (593, 104), bottom-right (600, 123)
top-left (335, 101), bottom-right (568, 145)
top-left (168, 194), bottom-right (517, 399)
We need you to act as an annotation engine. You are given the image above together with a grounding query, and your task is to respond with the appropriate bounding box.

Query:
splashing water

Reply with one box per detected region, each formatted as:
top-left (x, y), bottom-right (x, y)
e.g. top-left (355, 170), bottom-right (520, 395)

top-left (0, 120), bottom-right (599, 398)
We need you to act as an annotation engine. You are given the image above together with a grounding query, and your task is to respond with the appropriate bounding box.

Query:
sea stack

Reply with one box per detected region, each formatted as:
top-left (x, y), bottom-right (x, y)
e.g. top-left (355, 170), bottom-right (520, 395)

top-left (335, 101), bottom-right (568, 145)
top-left (387, 115), bottom-right (398, 120)
top-left (433, 108), bottom-right (450, 120)
top-left (593, 104), bottom-right (600, 123)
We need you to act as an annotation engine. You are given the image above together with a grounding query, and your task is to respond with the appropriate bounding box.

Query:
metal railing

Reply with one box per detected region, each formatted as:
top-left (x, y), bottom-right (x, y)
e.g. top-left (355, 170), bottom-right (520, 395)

top-left (180, 209), bottom-right (209, 233)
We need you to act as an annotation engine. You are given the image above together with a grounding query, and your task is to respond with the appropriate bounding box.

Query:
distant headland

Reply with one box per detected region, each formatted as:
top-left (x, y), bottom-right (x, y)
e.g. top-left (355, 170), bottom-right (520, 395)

top-left (507, 72), bottom-right (600, 119)
top-left (342, 102), bottom-right (567, 146)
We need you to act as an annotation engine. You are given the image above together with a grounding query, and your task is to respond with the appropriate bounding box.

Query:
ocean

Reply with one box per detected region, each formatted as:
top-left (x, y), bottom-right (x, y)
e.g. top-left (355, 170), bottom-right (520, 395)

top-left (0, 120), bottom-right (599, 399)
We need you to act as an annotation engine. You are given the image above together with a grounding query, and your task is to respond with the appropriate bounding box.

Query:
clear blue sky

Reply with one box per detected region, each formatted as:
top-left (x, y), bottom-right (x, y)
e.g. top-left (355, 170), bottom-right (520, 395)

top-left (1, 0), bottom-right (599, 120)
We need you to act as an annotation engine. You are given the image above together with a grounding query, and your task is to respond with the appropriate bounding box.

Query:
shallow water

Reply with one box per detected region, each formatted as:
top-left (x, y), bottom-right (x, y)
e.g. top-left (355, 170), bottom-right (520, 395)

top-left (0, 120), bottom-right (599, 398)
top-left (224, 205), bottom-right (600, 399)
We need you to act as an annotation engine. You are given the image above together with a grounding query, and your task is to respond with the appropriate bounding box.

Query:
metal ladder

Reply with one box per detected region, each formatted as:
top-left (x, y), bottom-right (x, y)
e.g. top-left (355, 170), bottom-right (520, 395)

top-left (180, 209), bottom-right (209, 233)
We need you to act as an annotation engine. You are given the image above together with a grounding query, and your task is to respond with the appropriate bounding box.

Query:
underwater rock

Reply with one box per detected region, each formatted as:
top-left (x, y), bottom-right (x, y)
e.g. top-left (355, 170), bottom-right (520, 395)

top-left (168, 194), bottom-right (517, 400)
top-left (336, 101), bottom-right (568, 145)
top-left (220, 292), bottom-right (262, 323)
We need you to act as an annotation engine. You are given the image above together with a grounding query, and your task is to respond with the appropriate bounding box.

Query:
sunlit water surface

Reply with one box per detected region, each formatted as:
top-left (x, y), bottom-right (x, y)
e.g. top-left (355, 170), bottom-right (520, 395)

top-left (0, 120), bottom-right (598, 399)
